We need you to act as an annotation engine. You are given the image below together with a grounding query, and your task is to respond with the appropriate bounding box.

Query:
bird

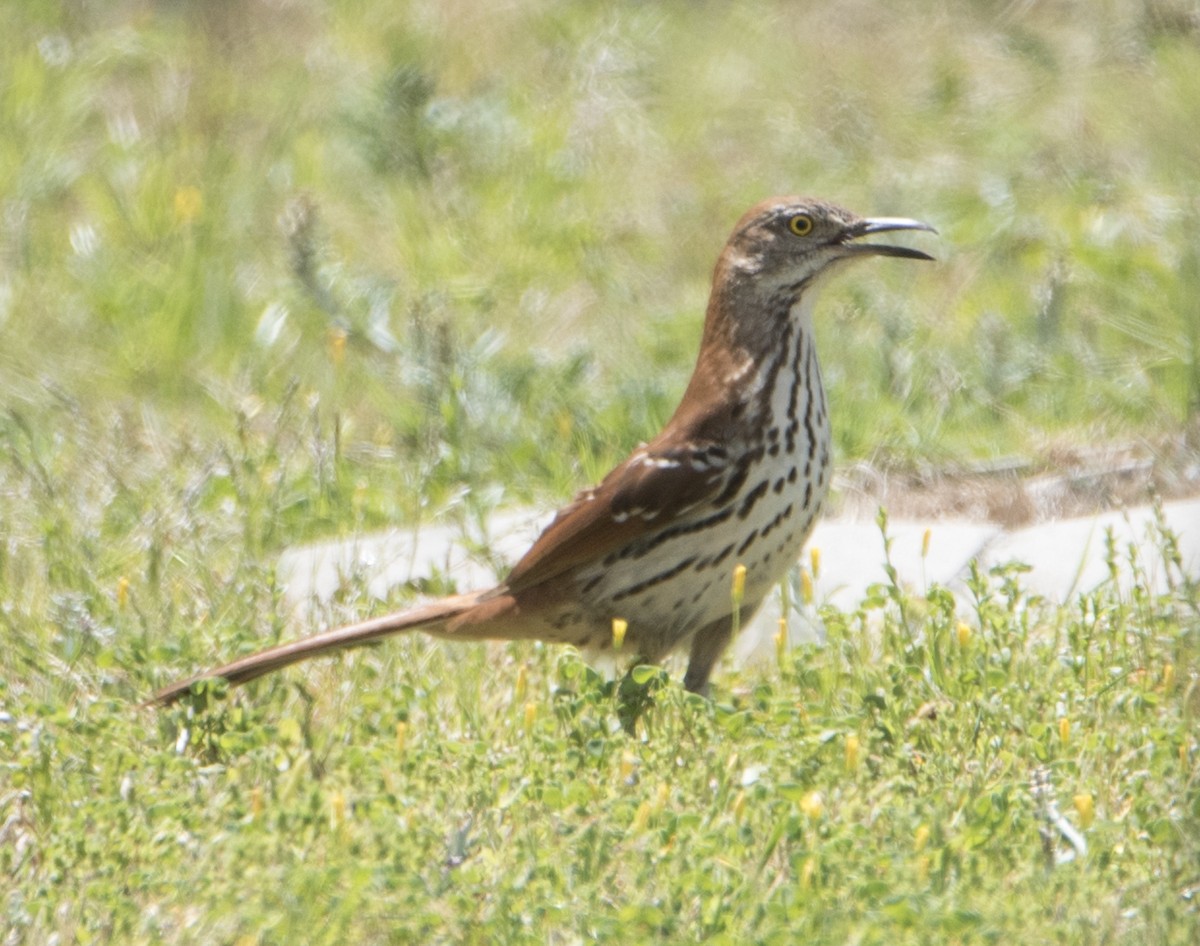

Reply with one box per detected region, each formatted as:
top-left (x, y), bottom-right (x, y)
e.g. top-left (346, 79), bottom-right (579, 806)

top-left (152, 197), bottom-right (934, 706)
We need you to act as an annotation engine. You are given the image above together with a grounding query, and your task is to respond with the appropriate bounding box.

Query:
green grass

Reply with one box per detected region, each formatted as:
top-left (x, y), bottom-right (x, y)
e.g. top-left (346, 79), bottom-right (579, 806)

top-left (3, 487), bottom-right (1198, 942)
top-left (2, 0), bottom-right (1200, 942)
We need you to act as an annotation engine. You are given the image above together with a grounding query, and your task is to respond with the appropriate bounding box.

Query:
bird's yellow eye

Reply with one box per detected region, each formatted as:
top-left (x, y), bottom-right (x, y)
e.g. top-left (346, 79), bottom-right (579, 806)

top-left (788, 214), bottom-right (814, 237)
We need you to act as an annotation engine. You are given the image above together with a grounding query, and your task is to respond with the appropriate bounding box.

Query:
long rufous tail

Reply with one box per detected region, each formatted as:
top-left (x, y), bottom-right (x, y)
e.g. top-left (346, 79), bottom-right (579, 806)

top-left (151, 592), bottom-right (484, 705)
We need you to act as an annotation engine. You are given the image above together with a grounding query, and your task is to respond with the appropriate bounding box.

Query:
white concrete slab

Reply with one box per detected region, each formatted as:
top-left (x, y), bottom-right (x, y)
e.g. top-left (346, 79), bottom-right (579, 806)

top-left (276, 509), bottom-right (549, 610)
top-left (733, 516), bottom-right (1001, 665)
top-left (976, 498), bottom-right (1200, 601)
top-left (805, 517), bottom-right (1002, 609)
top-left (273, 498), bottom-right (1200, 673)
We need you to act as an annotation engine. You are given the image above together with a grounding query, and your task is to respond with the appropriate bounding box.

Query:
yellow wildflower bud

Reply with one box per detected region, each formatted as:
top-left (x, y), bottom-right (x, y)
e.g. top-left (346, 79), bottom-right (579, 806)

top-left (173, 185), bottom-right (203, 224)
top-left (731, 564), bottom-right (747, 605)
top-left (799, 567), bottom-right (814, 605)
top-left (1073, 793), bottom-right (1094, 829)
top-left (775, 618), bottom-right (788, 665)
top-left (631, 800), bottom-right (652, 832)
top-left (327, 326), bottom-right (347, 365)
top-left (956, 621), bottom-right (971, 647)
top-left (514, 665), bottom-right (527, 701)
top-left (117, 576), bottom-right (130, 610)
top-left (921, 528), bottom-right (931, 558)
top-left (395, 721), bottom-right (408, 754)
top-left (655, 783), bottom-right (669, 811)
top-left (799, 791), bottom-right (824, 819)
top-left (524, 702), bottom-right (537, 730)
top-left (330, 791), bottom-right (346, 830)
top-left (809, 547), bottom-right (821, 579)
top-left (914, 823), bottom-right (930, 852)
top-left (1059, 717), bottom-right (1070, 744)
top-left (844, 733), bottom-right (860, 773)
top-left (612, 618), bottom-right (628, 650)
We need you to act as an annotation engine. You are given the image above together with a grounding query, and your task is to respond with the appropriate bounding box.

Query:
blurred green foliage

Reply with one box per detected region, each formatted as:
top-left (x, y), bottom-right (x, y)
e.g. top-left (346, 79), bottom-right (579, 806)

top-left (3, 0), bottom-right (1200, 539)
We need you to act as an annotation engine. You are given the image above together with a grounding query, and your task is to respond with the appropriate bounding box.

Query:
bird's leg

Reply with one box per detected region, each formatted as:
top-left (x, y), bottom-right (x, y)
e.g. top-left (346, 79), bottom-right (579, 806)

top-left (682, 616), bottom-right (736, 695)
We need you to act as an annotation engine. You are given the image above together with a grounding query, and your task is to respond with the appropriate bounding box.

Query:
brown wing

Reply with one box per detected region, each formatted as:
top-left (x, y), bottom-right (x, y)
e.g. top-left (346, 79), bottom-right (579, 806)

top-left (504, 440), bottom-right (732, 594)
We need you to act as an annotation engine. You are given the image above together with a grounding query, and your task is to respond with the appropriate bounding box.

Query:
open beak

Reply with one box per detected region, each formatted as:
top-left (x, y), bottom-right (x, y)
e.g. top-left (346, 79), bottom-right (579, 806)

top-left (839, 217), bottom-right (937, 261)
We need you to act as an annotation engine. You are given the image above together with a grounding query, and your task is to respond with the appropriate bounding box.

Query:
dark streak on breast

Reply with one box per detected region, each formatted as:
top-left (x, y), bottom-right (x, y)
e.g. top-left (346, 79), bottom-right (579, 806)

top-left (737, 480), bottom-right (769, 520)
top-left (611, 555), bottom-right (699, 602)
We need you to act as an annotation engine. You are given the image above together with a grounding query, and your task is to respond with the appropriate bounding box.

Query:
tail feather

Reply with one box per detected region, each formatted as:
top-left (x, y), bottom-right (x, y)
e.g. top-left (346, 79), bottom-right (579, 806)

top-left (151, 593), bottom-right (481, 706)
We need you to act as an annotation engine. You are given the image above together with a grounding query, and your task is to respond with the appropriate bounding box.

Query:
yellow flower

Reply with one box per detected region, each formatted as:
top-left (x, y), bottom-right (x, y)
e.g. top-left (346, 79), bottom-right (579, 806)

top-left (809, 547), bottom-right (821, 579)
top-left (799, 566), bottom-right (814, 605)
top-left (731, 564), bottom-right (747, 605)
top-left (173, 186), bottom-right (203, 224)
top-left (914, 823), bottom-right (930, 851)
top-left (1073, 793), bottom-right (1094, 829)
top-left (921, 528), bottom-right (931, 558)
top-left (1059, 717), bottom-right (1070, 745)
top-left (330, 791), bottom-right (347, 830)
top-left (775, 618), bottom-right (788, 665)
top-left (1162, 663), bottom-right (1175, 691)
top-left (524, 702), bottom-right (537, 730)
top-left (395, 721), bottom-right (408, 754)
top-left (612, 617), bottom-right (628, 650)
top-left (556, 410), bottom-right (572, 439)
top-left (514, 665), bottom-right (527, 701)
top-left (844, 733), bottom-right (860, 773)
top-left (799, 790), bottom-right (824, 819)
top-left (956, 621), bottom-right (971, 647)
top-left (116, 576), bottom-right (130, 610)
top-left (327, 326), bottom-right (347, 366)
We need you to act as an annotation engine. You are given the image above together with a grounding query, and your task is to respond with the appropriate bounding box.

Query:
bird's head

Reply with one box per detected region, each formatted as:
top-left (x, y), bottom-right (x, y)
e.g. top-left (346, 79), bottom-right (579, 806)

top-left (717, 196), bottom-right (935, 303)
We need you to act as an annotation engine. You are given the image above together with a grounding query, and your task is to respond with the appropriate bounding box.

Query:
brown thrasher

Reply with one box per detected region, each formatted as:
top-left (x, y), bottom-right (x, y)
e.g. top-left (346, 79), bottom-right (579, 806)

top-left (153, 197), bottom-right (933, 705)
